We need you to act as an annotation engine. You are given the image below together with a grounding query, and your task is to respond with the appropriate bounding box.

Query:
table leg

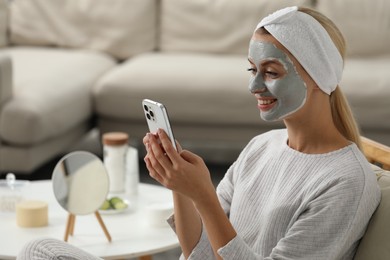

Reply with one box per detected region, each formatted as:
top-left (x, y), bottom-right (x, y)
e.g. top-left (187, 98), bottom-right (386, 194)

top-left (139, 255), bottom-right (152, 260)
top-left (69, 214), bottom-right (76, 235)
top-left (64, 213), bottom-right (75, 242)
top-left (94, 211), bottom-right (112, 242)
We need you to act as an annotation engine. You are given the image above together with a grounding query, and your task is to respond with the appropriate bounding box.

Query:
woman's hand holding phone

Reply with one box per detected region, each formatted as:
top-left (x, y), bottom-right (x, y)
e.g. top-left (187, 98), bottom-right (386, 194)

top-left (143, 129), bottom-right (215, 202)
top-left (143, 124), bottom-right (237, 260)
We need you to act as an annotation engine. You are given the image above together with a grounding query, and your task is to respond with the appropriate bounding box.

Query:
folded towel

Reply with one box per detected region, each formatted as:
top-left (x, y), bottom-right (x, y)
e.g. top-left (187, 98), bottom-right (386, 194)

top-left (255, 6), bottom-right (343, 95)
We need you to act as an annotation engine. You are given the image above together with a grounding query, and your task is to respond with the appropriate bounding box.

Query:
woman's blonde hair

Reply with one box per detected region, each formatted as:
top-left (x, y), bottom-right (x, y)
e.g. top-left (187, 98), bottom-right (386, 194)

top-left (298, 7), bottom-right (362, 149)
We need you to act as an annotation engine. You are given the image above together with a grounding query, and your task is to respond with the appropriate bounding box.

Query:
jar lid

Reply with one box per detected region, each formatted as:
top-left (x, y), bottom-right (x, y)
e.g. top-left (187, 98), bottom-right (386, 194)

top-left (0, 173), bottom-right (29, 190)
top-left (102, 132), bottom-right (129, 146)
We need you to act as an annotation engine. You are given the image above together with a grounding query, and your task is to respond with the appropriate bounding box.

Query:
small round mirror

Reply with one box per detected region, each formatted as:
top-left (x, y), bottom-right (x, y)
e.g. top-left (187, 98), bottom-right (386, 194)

top-left (52, 151), bottom-right (109, 215)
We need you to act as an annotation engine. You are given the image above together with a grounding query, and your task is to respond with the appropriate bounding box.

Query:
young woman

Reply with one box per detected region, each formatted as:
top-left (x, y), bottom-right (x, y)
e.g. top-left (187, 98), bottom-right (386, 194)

top-left (17, 6), bottom-right (380, 260)
top-left (143, 6), bottom-right (380, 260)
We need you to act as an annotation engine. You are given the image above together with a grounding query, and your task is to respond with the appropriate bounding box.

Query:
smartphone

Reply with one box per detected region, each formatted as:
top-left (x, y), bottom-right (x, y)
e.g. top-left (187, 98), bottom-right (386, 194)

top-left (142, 99), bottom-right (177, 151)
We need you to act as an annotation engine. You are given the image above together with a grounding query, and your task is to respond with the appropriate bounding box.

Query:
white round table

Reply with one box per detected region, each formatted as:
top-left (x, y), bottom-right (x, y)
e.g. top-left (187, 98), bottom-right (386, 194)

top-left (0, 180), bottom-right (179, 260)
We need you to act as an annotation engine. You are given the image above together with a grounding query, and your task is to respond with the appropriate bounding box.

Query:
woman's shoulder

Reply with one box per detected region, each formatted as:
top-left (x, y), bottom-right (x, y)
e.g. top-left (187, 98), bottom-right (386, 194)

top-left (250, 128), bottom-right (287, 145)
top-left (318, 143), bottom-right (379, 193)
top-left (336, 143), bottom-right (374, 177)
top-left (234, 129), bottom-right (287, 163)
top-left (242, 129), bottom-right (286, 152)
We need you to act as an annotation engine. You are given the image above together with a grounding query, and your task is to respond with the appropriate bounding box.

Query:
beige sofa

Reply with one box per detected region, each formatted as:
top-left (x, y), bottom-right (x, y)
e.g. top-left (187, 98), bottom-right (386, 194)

top-left (1, 0), bottom-right (390, 175)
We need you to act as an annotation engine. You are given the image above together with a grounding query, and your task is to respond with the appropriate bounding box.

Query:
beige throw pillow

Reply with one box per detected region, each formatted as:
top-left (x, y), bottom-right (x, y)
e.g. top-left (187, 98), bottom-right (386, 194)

top-left (9, 0), bottom-right (157, 59)
top-left (317, 0), bottom-right (390, 57)
top-left (159, 0), bottom-right (312, 55)
top-left (354, 164), bottom-right (390, 259)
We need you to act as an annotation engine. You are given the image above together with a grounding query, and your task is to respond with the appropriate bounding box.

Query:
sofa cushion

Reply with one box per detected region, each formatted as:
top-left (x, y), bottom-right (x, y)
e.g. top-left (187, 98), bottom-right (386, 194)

top-left (0, 0), bottom-right (8, 47)
top-left (340, 56), bottom-right (390, 132)
top-left (317, 0), bottom-right (390, 57)
top-left (9, 0), bottom-right (157, 60)
top-left (159, 0), bottom-right (312, 55)
top-left (94, 53), bottom-right (283, 130)
top-left (354, 164), bottom-right (390, 259)
top-left (160, 0), bottom-right (309, 54)
top-left (0, 47), bottom-right (116, 145)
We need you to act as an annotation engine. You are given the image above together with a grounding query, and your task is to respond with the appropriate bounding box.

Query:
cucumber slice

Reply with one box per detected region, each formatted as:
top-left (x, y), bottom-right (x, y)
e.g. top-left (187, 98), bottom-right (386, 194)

top-left (100, 199), bottom-right (111, 210)
top-left (109, 197), bottom-right (123, 206)
top-left (113, 201), bottom-right (128, 210)
top-left (108, 197), bottom-right (128, 210)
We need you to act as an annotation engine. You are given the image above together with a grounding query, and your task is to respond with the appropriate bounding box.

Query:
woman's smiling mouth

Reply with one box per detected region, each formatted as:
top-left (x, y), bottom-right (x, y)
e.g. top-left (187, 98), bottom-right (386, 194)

top-left (255, 94), bottom-right (277, 111)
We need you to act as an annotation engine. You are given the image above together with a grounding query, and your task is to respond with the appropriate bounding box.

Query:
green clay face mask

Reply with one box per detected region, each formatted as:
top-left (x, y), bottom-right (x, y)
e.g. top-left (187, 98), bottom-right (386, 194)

top-left (248, 40), bottom-right (307, 121)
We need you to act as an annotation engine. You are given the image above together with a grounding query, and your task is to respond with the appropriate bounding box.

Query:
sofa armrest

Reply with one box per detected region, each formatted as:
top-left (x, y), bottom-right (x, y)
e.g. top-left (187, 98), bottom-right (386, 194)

top-left (0, 54), bottom-right (12, 107)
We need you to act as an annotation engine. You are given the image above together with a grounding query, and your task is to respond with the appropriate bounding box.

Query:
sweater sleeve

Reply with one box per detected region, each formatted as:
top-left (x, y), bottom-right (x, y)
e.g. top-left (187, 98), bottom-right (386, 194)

top-left (185, 135), bottom-right (275, 259)
top-left (183, 161), bottom-right (238, 259)
top-left (165, 160), bottom-right (238, 259)
top-left (217, 173), bottom-right (379, 259)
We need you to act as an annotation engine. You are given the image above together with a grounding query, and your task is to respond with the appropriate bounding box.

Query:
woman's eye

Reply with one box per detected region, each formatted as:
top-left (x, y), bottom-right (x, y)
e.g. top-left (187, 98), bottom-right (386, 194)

top-left (247, 68), bottom-right (257, 75)
top-left (264, 71), bottom-right (278, 79)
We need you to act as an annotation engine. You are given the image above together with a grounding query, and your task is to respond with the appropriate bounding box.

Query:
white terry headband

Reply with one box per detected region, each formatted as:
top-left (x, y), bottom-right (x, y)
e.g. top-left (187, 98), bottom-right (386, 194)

top-left (255, 6), bottom-right (343, 95)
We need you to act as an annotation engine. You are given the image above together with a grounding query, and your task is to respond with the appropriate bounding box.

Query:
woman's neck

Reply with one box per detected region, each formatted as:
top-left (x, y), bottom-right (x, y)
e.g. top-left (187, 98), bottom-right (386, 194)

top-left (284, 105), bottom-right (350, 154)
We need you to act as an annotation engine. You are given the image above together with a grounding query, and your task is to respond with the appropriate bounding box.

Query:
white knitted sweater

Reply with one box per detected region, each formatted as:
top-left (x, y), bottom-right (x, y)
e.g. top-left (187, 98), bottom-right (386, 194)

top-left (185, 129), bottom-right (380, 260)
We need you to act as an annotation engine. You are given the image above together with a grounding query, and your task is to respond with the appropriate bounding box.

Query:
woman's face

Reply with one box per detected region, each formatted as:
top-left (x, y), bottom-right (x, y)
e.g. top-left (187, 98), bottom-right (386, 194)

top-left (248, 33), bottom-right (310, 121)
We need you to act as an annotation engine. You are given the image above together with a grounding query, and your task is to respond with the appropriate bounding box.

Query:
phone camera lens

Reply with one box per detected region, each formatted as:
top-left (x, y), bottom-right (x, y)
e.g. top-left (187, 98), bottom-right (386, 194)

top-left (146, 113), bottom-right (151, 120)
top-left (150, 110), bottom-right (154, 117)
top-left (144, 105), bottom-right (149, 112)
